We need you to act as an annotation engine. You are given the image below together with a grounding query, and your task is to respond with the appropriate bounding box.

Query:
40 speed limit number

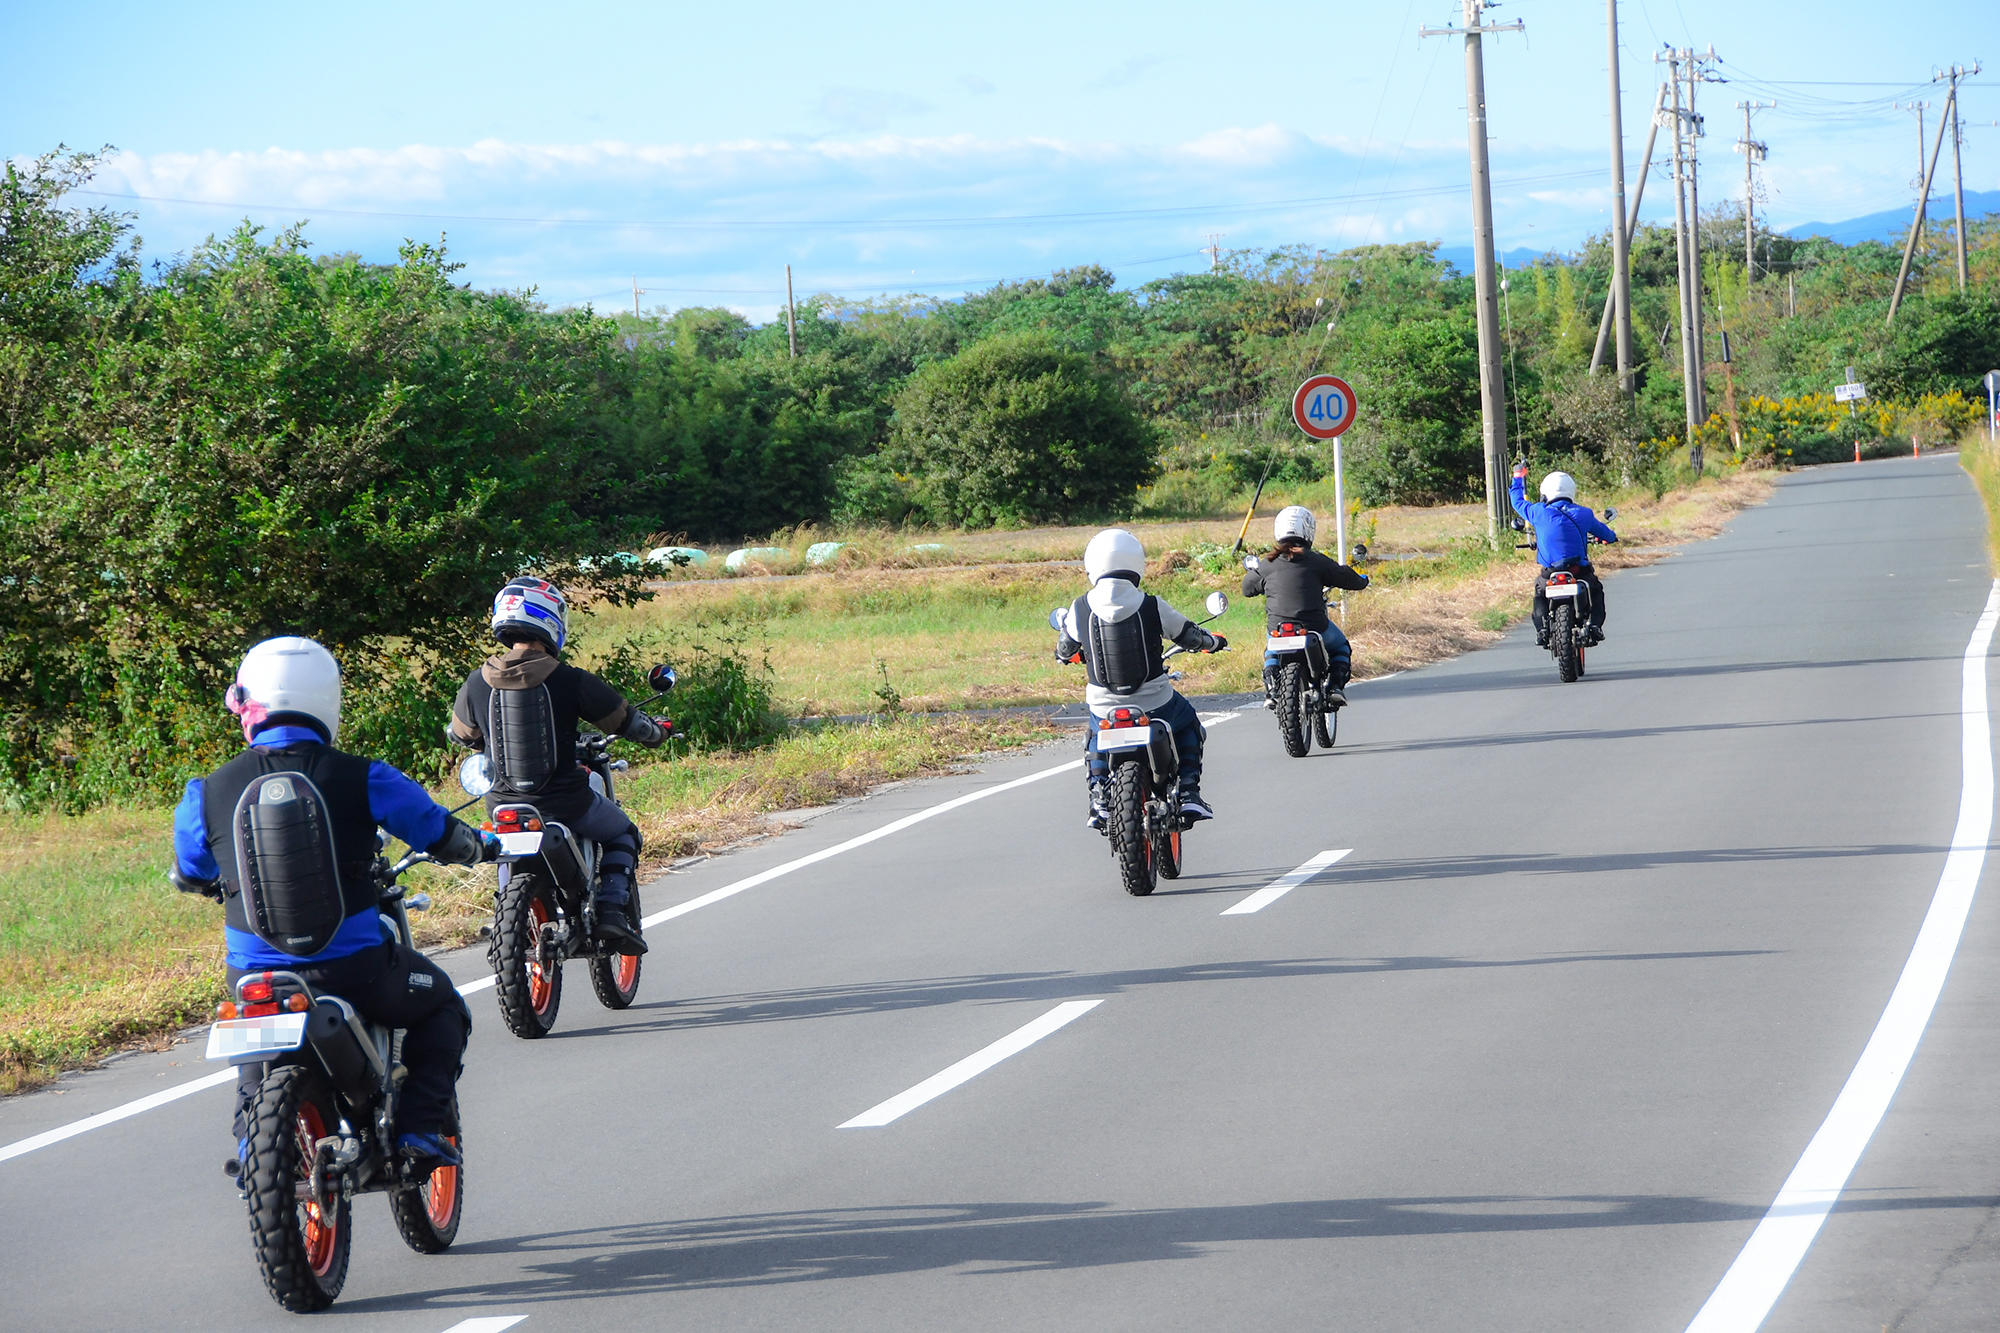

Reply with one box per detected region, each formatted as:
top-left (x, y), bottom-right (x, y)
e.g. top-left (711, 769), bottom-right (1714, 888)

top-left (1292, 374), bottom-right (1357, 440)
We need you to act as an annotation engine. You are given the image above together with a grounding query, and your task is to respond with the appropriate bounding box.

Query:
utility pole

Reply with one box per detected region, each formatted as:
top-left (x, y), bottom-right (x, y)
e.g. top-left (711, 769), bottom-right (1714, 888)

top-left (1591, 83), bottom-right (1666, 378)
top-left (631, 277), bottom-right (645, 319)
top-left (1605, 0), bottom-right (1635, 398)
top-left (1205, 234), bottom-right (1223, 271)
top-left (1894, 100), bottom-right (1930, 253)
top-left (1685, 47), bottom-right (1720, 430)
top-left (1889, 87), bottom-right (1955, 324)
top-left (785, 264), bottom-right (799, 359)
top-left (1735, 100), bottom-right (1773, 283)
top-left (1661, 56), bottom-right (1702, 465)
top-left (1422, 0), bottom-right (1524, 546)
top-left (1942, 63), bottom-right (1982, 292)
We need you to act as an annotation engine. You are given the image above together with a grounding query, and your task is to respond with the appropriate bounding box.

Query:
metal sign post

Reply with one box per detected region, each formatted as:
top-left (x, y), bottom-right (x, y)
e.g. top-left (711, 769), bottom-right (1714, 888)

top-left (1293, 374), bottom-right (1361, 624)
top-left (1986, 370), bottom-right (2000, 443)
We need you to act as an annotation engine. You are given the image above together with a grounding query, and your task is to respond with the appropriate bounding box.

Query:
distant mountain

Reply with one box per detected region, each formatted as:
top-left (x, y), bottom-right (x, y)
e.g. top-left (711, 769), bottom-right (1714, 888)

top-left (1786, 191), bottom-right (2000, 245)
top-left (1435, 244), bottom-right (1557, 274)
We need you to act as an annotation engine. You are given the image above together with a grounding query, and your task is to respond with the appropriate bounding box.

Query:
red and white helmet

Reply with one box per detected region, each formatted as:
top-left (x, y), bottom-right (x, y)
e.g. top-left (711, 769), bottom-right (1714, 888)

top-left (226, 637), bottom-right (342, 743)
top-left (491, 578), bottom-right (568, 651)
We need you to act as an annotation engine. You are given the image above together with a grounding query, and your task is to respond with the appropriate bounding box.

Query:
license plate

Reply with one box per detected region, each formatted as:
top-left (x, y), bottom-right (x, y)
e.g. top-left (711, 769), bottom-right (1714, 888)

top-left (1095, 727), bottom-right (1152, 751)
top-left (497, 831), bottom-right (544, 855)
top-left (1543, 583), bottom-right (1580, 598)
top-left (205, 1012), bottom-right (309, 1063)
top-left (1266, 635), bottom-right (1309, 652)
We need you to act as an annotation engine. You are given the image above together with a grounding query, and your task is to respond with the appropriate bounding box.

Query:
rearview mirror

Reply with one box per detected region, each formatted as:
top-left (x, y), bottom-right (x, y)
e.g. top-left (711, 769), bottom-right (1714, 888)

top-left (1603, 507), bottom-right (1618, 521)
top-left (457, 752), bottom-right (493, 799)
top-left (1204, 591), bottom-right (1229, 617)
top-left (1350, 542), bottom-right (1368, 562)
top-left (1048, 608), bottom-right (1065, 631)
top-left (1242, 554), bottom-right (1259, 571)
top-left (647, 664), bottom-right (677, 693)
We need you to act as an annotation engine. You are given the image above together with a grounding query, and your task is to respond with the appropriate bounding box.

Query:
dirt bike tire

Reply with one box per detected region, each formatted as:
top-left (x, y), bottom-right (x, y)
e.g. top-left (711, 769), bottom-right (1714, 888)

top-left (589, 883), bottom-right (645, 1009)
top-left (1275, 661), bottom-right (1309, 757)
top-left (1553, 602), bottom-right (1580, 683)
top-left (1108, 763), bottom-right (1157, 896)
top-left (388, 1096), bottom-right (462, 1254)
top-left (244, 1063), bottom-right (350, 1312)
top-left (1312, 695), bottom-right (1337, 750)
top-left (494, 873), bottom-right (562, 1038)
top-left (1577, 639), bottom-right (1588, 678)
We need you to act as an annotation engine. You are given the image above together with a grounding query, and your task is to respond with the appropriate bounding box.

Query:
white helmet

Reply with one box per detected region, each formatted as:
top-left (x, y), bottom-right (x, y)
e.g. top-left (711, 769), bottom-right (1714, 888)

top-left (1540, 471), bottom-right (1578, 502)
top-left (491, 578), bottom-right (567, 651)
top-left (1083, 528), bottom-right (1146, 581)
top-left (227, 637), bottom-right (341, 743)
top-left (1274, 505), bottom-right (1316, 545)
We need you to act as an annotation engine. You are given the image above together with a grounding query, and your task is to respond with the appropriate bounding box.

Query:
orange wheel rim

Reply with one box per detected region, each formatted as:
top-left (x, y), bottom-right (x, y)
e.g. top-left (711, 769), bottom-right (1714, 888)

top-left (527, 895), bottom-right (554, 1012)
top-left (424, 1139), bottom-right (460, 1228)
top-left (1169, 830), bottom-right (1181, 862)
top-left (295, 1101), bottom-right (338, 1276)
top-left (614, 951), bottom-right (638, 991)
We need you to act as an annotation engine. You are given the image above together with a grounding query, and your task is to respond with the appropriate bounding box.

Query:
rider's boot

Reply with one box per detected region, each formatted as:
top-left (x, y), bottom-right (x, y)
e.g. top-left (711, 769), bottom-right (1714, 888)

top-left (593, 880), bottom-right (649, 956)
top-left (1085, 777), bottom-right (1110, 831)
top-left (1179, 783), bottom-right (1214, 822)
top-left (397, 1131), bottom-right (463, 1171)
top-left (1585, 624), bottom-right (1605, 645)
top-left (1325, 682), bottom-right (1348, 708)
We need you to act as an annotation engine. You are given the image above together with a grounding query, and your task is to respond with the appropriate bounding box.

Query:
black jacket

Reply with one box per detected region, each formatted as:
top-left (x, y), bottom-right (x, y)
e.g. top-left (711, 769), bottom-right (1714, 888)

top-left (1242, 549), bottom-right (1369, 632)
top-left (450, 645), bottom-right (633, 811)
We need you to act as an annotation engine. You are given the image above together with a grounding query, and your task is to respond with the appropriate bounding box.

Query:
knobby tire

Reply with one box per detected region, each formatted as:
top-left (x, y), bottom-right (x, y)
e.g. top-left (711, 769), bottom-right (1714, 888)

top-left (1553, 602), bottom-right (1580, 683)
top-left (388, 1097), bottom-right (462, 1255)
top-left (494, 873), bottom-right (562, 1038)
top-left (1311, 690), bottom-right (1337, 750)
top-left (1275, 661), bottom-right (1309, 758)
top-left (1108, 763), bottom-right (1157, 896)
top-left (244, 1064), bottom-right (350, 1312)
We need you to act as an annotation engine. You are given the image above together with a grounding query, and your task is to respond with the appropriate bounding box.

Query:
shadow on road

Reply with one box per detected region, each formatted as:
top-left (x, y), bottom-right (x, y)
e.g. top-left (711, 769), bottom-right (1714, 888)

top-left (334, 1191), bottom-right (2000, 1313)
top-left (1336, 843), bottom-right (1955, 885)
top-left (547, 948), bottom-right (1768, 1041)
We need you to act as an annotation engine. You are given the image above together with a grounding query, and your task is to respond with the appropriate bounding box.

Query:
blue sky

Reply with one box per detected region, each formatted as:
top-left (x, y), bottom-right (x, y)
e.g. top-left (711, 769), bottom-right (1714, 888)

top-left (5, 1), bottom-right (1995, 320)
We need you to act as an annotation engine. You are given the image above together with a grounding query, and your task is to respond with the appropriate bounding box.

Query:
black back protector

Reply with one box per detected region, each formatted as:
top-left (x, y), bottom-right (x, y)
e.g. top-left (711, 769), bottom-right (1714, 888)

top-left (1072, 592), bottom-right (1165, 696)
top-left (203, 744), bottom-right (378, 956)
top-left (488, 683), bottom-right (559, 795)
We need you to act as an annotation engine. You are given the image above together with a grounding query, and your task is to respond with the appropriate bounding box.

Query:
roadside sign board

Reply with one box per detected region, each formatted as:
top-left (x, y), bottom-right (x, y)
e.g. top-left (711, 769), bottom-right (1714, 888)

top-left (1292, 374), bottom-right (1358, 439)
top-left (1984, 370), bottom-right (2000, 394)
top-left (1834, 382), bottom-right (1867, 404)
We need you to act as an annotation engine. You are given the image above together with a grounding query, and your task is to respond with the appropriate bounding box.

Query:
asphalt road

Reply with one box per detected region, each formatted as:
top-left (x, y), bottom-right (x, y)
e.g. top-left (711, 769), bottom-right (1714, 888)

top-left (4, 454), bottom-right (1998, 1331)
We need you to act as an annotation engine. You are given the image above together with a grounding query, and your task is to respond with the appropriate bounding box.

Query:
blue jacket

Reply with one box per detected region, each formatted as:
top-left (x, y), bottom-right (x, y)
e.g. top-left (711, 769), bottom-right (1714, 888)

top-left (173, 724), bottom-right (453, 970)
top-left (1511, 475), bottom-right (1618, 568)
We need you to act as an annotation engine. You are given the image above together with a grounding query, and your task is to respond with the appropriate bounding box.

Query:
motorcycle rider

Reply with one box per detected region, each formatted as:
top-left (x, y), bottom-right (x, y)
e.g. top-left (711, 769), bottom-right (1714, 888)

top-left (1241, 505), bottom-right (1369, 708)
top-left (1510, 464), bottom-right (1619, 645)
top-left (170, 637), bottom-right (492, 1171)
top-left (446, 577), bottom-right (667, 955)
top-left (1054, 528), bottom-right (1227, 829)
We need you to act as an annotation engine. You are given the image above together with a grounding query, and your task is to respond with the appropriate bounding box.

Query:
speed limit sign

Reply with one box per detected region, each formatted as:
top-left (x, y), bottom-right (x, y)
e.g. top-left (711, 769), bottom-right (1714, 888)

top-left (1292, 374), bottom-right (1357, 440)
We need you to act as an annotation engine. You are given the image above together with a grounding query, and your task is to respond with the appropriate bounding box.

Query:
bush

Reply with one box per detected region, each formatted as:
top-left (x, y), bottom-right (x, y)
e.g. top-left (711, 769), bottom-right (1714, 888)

top-left (884, 332), bottom-right (1160, 526)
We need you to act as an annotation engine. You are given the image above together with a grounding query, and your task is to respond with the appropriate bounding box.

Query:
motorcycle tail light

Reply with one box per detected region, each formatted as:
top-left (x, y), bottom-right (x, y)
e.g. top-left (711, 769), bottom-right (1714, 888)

top-left (494, 809), bottom-right (522, 830)
top-left (1136, 715), bottom-right (1150, 726)
top-left (479, 820), bottom-right (495, 832)
top-left (240, 979), bottom-right (273, 1004)
top-left (285, 993), bottom-right (310, 1013)
top-left (1113, 708), bottom-right (1134, 722)
top-left (1098, 719), bottom-right (1110, 730)
top-left (243, 1002), bottom-right (280, 1018)
top-left (525, 818), bottom-right (542, 831)
top-left (215, 1001), bottom-right (237, 1021)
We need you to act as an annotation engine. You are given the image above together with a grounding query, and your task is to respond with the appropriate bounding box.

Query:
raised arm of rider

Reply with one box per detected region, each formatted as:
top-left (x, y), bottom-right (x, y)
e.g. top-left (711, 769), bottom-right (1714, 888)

top-left (446, 678), bottom-right (485, 751)
top-left (617, 708), bottom-right (668, 748)
top-left (1241, 562), bottom-right (1267, 597)
top-left (1053, 606), bottom-right (1083, 663)
top-left (1584, 511), bottom-right (1619, 544)
top-left (1159, 602), bottom-right (1214, 654)
top-left (367, 760), bottom-right (486, 864)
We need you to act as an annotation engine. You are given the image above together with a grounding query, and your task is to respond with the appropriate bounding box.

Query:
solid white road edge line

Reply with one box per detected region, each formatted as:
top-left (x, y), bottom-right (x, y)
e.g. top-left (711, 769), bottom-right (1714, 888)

top-left (1221, 849), bottom-right (1353, 916)
top-left (0, 749), bottom-right (1092, 1166)
top-left (1685, 579), bottom-right (2000, 1333)
top-left (438, 1318), bottom-right (528, 1333)
top-left (838, 1000), bottom-right (1104, 1128)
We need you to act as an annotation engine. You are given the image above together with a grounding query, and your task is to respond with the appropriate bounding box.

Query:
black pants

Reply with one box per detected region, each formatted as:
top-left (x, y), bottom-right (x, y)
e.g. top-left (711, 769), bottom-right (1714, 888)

top-left (490, 786), bottom-right (642, 906)
top-left (1533, 565), bottom-right (1607, 634)
top-left (228, 941), bottom-right (470, 1138)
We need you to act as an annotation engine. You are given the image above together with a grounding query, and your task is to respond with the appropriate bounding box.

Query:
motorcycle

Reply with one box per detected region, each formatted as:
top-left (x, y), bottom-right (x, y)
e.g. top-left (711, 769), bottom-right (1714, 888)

top-left (457, 664), bottom-right (676, 1038)
top-left (204, 840), bottom-right (460, 1312)
top-left (1049, 591), bottom-right (1229, 896)
top-left (1517, 510), bottom-right (1613, 684)
top-left (1249, 542), bottom-right (1367, 758)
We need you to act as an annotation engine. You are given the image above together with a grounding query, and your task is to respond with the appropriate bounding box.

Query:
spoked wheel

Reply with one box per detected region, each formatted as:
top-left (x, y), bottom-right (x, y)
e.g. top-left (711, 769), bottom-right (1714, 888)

top-left (1155, 812), bottom-right (1183, 880)
top-left (1552, 602), bottom-right (1580, 683)
top-left (244, 1064), bottom-right (350, 1312)
top-left (1311, 689), bottom-right (1338, 750)
top-left (494, 873), bottom-right (562, 1038)
top-left (1274, 661), bottom-right (1309, 758)
top-left (1107, 763), bottom-right (1158, 897)
top-left (389, 1099), bottom-right (462, 1254)
top-left (590, 883), bottom-right (645, 1009)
